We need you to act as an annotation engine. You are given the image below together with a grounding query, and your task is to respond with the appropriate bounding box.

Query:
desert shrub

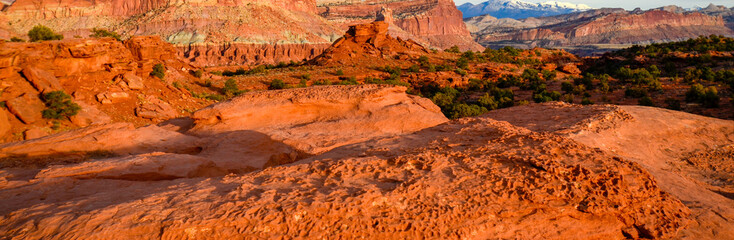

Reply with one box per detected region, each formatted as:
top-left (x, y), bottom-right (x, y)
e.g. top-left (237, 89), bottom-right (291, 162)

top-left (497, 75), bottom-right (522, 88)
top-left (542, 70), bottom-right (557, 82)
top-left (223, 79), bottom-right (246, 96)
top-left (456, 57), bottom-right (469, 69)
top-left (563, 94), bottom-right (574, 103)
top-left (533, 91), bottom-right (561, 103)
top-left (339, 76), bottom-right (358, 85)
top-left (665, 98), bottom-right (681, 110)
top-left (418, 55), bottom-right (430, 66)
top-left (28, 25), bottom-right (63, 42)
top-left (335, 69), bottom-right (345, 76)
top-left (10, 37), bottom-right (24, 42)
top-left (90, 28), bottom-right (121, 41)
top-left (192, 69), bottom-right (204, 78)
top-left (446, 46), bottom-right (461, 53)
top-left (625, 87), bottom-right (648, 98)
top-left (638, 96), bottom-right (654, 106)
top-left (268, 79), bottom-right (287, 90)
top-left (684, 84), bottom-right (719, 107)
top-left (449, 104), bottom-right (487, 119)
top-left (41, 91), bottom-right (80, 119)
top-left (581, 97), bottom-right (594, 105)
top-left (561, 81), bottom-right (574, 93)
top-left (454, 68), bottom-right (467, 76)
top-left (478, 87), bottom-right (514, 110)
top-left (408, 64), bottom-right (420, 73)
top-left (150, 64), bottom-right (165, 79)
top-left (301, 74), bottom-right (311, 80)
top-left (313, 79), bottom-right (332, 85)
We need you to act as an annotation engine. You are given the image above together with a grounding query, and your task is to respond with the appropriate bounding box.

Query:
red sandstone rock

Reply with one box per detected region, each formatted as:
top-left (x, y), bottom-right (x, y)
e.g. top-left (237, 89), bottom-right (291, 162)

top-left (317, 0), bottom-right (483, 51)
top-left (6, 93), bottom-right (44, 124)
top-left (135, 95), bottom-right (178, 121)
top-left (23, 128), bottom-right (48, 140)
top-left (0, 104), bottom-right (712, 239)
top-left (0, 109), bottom-right (10, 137)
top-left (20, 67), bottom-right (62, 94)
top-left (190, 85), bottom-right (448, 154)
top-left (311, 21), bottom-right (431, 65)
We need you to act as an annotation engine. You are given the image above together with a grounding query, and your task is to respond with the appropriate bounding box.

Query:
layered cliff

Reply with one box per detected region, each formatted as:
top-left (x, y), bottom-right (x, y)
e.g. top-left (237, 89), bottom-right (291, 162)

top-left (0, 0), bottom-right (343, 66)
top-left (467, 8), bottom-right (734, 54)
top-left (317, 0), bottom-right (483, 51)
top-left (1, 0), bottom-right (481, 66)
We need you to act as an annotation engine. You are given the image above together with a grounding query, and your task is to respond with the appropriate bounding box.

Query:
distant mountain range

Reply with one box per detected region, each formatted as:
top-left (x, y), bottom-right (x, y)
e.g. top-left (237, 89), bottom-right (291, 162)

top-left (465, 5), bottom-right (734, 55)
top-left (457, 0), bottom-right (591, 19)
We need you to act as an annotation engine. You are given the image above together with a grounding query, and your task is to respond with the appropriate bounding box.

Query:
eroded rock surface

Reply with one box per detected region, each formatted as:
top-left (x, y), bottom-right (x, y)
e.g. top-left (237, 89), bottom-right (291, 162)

top-left (189, 85), bottom-right (448, 154)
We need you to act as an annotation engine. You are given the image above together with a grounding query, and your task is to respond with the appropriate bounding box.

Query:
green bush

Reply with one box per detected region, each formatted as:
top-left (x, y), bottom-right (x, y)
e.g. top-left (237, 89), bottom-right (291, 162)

top-left (684, 84), bottom-right (720, 108)
top-left (446, 46), bottom-right (461, 53)
top-left (223, 79), bottom-right (245, 96)
top-left (28, 25), bottom-right (63, 42)
top-left (192, 69), bottom-right (204, 78)
top-left (533, 91), bottom-right (561, 103)
top-left (150, 64), bottom-right (165, 79)
top-left (625, 87), bottom-right (648, 98)
top-left (581, 97), bottom-right (594, 105)
top-left (638, 96), bottom-right (654, 106)
top-left (10, 37), bottom-right (24, 42)
top-left (269, 79), bottom-right (287, 90)
top-left (449, 104), bottom-right (487, 119)
top-left (41, 91), bottom-right (80, 119)
top-left (339, 76), bottom-right (359, 85)
top-left (90, 28), bottom-right (121, 41)
top-left (335, 69), bottom-right (344, 76)
top-left (665, 98), bottom-right (681, 110)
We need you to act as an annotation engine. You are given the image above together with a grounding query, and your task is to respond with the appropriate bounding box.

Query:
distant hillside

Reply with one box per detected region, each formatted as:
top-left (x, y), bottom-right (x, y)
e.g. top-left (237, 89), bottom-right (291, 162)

top-left (465, 6), bottom-right (734, 55)
top-left (457, 0), bottom-right (591, 19)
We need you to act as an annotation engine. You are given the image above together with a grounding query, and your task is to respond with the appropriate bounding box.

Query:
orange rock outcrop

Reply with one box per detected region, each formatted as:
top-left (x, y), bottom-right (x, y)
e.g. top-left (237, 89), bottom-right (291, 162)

top-left (3, 102), bottom-right (729, 239)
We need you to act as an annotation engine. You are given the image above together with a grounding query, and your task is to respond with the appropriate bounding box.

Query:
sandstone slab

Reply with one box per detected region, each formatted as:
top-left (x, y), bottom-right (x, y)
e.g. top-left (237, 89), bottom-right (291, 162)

top-left (21, 67), bottom-right (62, 94)
top-left (136, 95), bottom-right (177, 121)
top-left (6, 93), bottom-right (44, 124)
top-left (189, 85), bottom-right (448, 154)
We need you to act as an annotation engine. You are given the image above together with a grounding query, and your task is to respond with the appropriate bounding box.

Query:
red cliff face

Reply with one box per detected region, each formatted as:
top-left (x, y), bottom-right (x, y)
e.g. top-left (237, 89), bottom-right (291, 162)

top-left (317, 0), bottom-right (483, 51)
top-left (0, 0), bottom-right (341, 66)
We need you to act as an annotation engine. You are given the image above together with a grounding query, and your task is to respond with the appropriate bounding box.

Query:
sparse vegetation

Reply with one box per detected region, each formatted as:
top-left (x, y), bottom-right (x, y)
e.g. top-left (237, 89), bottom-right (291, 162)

top-left (89, 28), bottom-right (121, 41)
top-left (10, 37), bottom-right (24, 42)
top-left (28, 25), bottom-right (63, 42)
top-left (150, 64), bottom-right (165, 80)
top-left (223, 79), bottom-right (246, 97)
top-left (41, 91), bottom-right (80, 119)
top-left (269, 79), bottom-right (287, 90)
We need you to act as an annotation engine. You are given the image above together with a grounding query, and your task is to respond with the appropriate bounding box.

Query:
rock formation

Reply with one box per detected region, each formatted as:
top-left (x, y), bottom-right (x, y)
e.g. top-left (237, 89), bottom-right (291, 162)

top-left (466, 8), bottom-right (734, 55)
top-left (0, 0), bottom-right (483, 65)
top-left (0, 36), bottom-right (207, 143)
top-left (309, 21), bottom-right (431, 65)
top-left (4, 101), bottom-right (732, 238)
top-left (317, 0), bottom-right (483, 51)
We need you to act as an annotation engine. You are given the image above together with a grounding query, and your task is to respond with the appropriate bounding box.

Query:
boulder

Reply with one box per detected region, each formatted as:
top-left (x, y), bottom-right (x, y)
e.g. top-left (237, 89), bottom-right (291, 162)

top-left (95, 92), bottom-right (130, 104)
top-left (136, 96), bottom-right (177, 121)
top-left (6, 93), bottom-right (45, 124)
top-left (0, 109), bottom-right (10, 137)
top-left (23, 128), bottom-right (49, 140)
top-left (122, 72), bottom-right (144, 90)
top-left (189, 85), bottom-right (448, 154)
top-left (69, 101), bottom-right (112, 127)
top-left (21, 67), bottom-right (63, 94)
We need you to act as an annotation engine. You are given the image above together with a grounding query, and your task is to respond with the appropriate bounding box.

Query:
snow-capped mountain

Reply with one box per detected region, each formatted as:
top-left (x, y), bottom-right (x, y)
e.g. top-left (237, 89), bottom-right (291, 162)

top-left (458, 0), bottom-right (592, 19)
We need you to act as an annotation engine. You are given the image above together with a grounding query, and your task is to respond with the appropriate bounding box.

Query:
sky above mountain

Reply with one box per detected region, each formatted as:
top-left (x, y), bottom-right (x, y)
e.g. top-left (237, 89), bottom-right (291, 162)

top-left (455, 0), bottom-right (734, 10)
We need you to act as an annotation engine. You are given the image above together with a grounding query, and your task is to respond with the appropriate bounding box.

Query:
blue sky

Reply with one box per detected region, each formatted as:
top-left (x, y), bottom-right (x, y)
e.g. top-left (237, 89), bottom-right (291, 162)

top-left (454, 0), bottom-right (734, 10)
